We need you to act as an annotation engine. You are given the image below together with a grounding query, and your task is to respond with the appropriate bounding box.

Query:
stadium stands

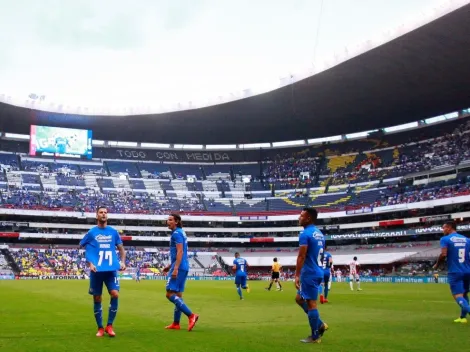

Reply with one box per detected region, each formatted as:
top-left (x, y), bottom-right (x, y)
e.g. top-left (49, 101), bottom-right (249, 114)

top-left (0, 241), bottom-right (441, 279)
top-left (0, 117), bottom-right (468, 217)
top-left (0, 253), bottom-right (13, 275)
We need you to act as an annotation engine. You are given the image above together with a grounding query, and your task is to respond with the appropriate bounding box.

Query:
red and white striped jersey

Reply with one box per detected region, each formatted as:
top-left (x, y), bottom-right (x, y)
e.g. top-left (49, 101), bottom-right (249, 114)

top-left (349, 260), bottom-right (360, 275)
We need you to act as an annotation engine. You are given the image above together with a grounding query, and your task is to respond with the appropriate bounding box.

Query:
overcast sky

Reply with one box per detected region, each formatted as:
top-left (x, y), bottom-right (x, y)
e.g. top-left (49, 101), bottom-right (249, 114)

top-left (0, 0), bottom-right (464, 112)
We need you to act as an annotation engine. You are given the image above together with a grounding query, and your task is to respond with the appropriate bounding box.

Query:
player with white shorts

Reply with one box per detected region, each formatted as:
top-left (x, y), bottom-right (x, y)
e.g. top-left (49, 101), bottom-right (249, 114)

top-left (336, 269), bottom-right (342, 283)
top-left (349, 256), bottom-right (362, 291)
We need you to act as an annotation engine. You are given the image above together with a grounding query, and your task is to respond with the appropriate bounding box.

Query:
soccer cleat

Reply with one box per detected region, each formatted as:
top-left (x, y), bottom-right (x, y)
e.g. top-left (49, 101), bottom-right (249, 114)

top-left (246, 287), bottom-right (250, 293)
top-left (165, 323), bottom-right (181, 330)
top-left (319, 323), bottom-right (329, 337)
top-left (300, 336), bottom-right (321, 344)
top-left (454, 318), bottom-right (468, 323)
top-left (105, 325), bottom-right (116, 337)
top-left (265, 288), bottom-right (270, 291)
top-left (324, 299), bottom-right (329, 304)
top-left (357, 288), bottom-right (363, 291)
top-left (96, 328), bottom-right (105, 337)
top-left (240, 297), bottom-right (244, 300)
top-left (188, 313), bottom-right (199, 332)
top-left (320, 295), bottom-right (325, 304)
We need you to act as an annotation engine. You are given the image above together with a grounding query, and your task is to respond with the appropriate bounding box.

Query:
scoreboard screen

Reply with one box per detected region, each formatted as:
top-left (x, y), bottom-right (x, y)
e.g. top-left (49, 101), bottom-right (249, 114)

top-left (30, 125), bottom-right (93, 159)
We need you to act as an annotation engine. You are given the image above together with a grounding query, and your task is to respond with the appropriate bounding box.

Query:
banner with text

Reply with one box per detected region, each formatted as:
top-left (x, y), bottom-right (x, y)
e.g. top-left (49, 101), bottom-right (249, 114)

top-left (337, 276), bottom-right (447, 284)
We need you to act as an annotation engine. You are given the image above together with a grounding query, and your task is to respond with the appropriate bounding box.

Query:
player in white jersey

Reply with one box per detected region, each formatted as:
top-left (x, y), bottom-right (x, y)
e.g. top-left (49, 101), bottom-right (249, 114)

top-left (349, 256), bottom-right (362, 291)
top-left (328, 263), bottom-right (333, 290)
top-left (335, 269), bottom-right (342, 283)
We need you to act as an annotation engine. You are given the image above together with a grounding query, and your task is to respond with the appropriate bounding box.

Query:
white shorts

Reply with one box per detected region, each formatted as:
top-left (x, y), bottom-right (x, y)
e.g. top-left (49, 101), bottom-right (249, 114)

top-left (349, 274), bottom-right (359, 281)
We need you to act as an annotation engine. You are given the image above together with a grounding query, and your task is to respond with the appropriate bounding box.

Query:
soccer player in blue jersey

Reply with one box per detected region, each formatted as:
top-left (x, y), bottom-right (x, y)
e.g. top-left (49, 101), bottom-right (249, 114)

top-left (79, 206), bottom-right (126, 337)
top-left (320, 249), bottom-right (333, 304)
top-left (55, 135), bottom-right (70, 154)
top-left (433, 221), bottom-right (470, 323)
top-left (135, 264), bottom-right (141, 283)
top-left (232, 252), bottom-right (250, 300)
top-left (163, 214), bottom-right (199, 331)
top-left (294, 207), bottom-right (328, 344)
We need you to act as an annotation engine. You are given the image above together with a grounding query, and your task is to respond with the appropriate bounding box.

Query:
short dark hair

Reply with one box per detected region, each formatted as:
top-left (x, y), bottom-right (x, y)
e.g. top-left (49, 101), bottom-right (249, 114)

top-left (235, 252), bottom-right (240, 256)
top-left (353, 256), bottom-right (358, 261)
top-left (444, 221), bottom-right (457, 230)
top-left (303, 207), bottom-right (318, 223)
top-left (96, 206), bottom-right (107, 213)
top-left (169, 213), bottom-right (182, 228)
top-left (273, 257), bottom-right (278, 262)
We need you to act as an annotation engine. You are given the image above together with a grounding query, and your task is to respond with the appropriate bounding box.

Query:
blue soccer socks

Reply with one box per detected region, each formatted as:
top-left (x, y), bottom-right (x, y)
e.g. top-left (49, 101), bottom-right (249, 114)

top-left (168, 295), bottom-right (192, 317)
top-left (237, 285), bottom-right (243, 299)
top-left (456, 296), bottom-right (470, 316)
top-left (307, 309), bottom-right (321, 340)
top-left (93, 302), bottom-right (103, 329)
top-left (107, 297), bottom-right (118, 326)
top-left (173, 306), bottom-right (182, 324)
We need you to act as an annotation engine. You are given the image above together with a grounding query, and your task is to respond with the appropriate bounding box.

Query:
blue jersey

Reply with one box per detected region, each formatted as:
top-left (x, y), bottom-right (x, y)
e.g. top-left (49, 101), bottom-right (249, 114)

top-left (440, 233), bottom-right (470, 274)
top-left (55, 137), bottom-right (68, 152)
top-left (79, 226), bottom-right (122, 272)
top-left (299, 224), bottom-right (325, 278)
top-left (322, 252), bottom-right (333, 272)
top-left (233, 257), bottom-right (248, 276)
top-left (169, 227), bottom-right (189, 272)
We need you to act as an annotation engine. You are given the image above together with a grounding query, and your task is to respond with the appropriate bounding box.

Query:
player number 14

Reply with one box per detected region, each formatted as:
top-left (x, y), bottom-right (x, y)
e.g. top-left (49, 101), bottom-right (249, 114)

top-left (98, 250), bottom-right (113, 267)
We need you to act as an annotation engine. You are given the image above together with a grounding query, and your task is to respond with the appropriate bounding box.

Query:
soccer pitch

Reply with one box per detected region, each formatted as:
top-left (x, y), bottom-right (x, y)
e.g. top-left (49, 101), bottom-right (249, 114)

top-left (0, 280), bottom-right (467, 352)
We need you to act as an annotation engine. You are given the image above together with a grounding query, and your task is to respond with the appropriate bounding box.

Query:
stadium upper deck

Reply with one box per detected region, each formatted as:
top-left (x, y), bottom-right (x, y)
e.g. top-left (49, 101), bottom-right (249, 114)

top-left (0, 115), bottom-right (470, 216)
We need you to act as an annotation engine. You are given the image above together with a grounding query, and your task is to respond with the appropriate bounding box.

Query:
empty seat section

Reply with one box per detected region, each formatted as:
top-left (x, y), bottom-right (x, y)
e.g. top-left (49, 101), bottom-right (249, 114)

top-left (129, 179), bottom-right (146, 190)
top-left (172, 164), bottom-right (204, 180)
top-left (22, 160), bottom-right (51, 172)
top-left (0, 153), bottom-right (20, 170)
top-left (80, 164), bottom-right (107, 175)
top-left (232, 164), bottom-right (261, 179)
top-left (56, 175), bottom-right (86, 187)
top-left (203, 164), bottom-right (232, 180)
top-left (204, 199), bottom-right (232, 212)
top-left (106, 161), bottom-right (140, 177)
top-left (233, 199), bottom-right (267, 212)
top-left (138, 163), bottom-right (173, 179)
top-left (268, 197), bottom-right (308, 211)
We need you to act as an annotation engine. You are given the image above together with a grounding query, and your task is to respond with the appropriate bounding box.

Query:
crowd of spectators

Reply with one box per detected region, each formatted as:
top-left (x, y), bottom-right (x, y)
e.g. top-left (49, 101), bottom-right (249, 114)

top-left (372, 182), bottom-right (470, 207)
top-left (1, 119), bottom-right (470, 215)
top-left (11, 248), bottom-right (55, 276)
top-left (1, 176), bottom-right (468, 214)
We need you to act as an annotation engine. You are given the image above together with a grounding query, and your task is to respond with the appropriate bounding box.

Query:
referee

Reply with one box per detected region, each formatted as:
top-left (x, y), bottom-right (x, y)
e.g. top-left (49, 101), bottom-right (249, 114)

top-left (265, 257), bottom-right (283, 291)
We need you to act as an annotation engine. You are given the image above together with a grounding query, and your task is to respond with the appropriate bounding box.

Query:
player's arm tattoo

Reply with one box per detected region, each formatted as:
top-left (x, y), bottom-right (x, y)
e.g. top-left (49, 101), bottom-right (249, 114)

top-left (117, 244), bottom-right (126, 263)
top-left (434, 247), bottom-right (447, 269)
top-left (295, 246), bottom-right (308, 277)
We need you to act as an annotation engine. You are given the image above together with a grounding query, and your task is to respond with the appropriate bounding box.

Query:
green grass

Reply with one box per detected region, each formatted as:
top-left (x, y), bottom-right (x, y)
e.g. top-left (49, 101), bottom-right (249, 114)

top-left (0, 280), bottom-right (467, 352)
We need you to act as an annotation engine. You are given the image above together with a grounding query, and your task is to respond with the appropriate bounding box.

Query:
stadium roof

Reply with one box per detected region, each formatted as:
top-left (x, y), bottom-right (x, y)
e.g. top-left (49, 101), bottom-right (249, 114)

top-left (0, 3), bottom-right (469, 145)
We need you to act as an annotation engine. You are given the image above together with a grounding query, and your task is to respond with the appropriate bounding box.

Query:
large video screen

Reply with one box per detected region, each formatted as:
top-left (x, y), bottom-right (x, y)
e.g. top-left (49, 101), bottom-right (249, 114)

top-left (30, 125), bottom-right (93, 159)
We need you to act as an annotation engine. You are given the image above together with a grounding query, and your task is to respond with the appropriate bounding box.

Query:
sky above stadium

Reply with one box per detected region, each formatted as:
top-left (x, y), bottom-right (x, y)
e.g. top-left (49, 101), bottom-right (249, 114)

top-left (0, 0), bottom-right (463, 113)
